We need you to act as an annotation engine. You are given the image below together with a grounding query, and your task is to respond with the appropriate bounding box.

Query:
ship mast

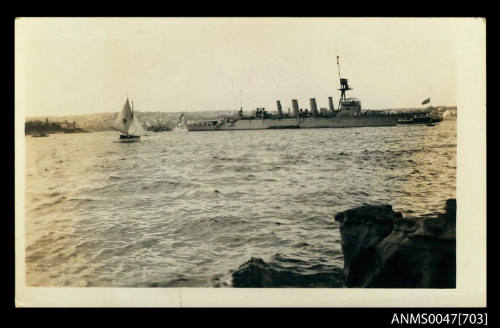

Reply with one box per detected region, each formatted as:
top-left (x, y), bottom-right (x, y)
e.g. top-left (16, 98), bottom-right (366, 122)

top-left (337, 55), bottom-right (342, 84)
top-left (239, 89), bottom-right (243, 117)
top-left (337, 56), bottom-right (352, 110)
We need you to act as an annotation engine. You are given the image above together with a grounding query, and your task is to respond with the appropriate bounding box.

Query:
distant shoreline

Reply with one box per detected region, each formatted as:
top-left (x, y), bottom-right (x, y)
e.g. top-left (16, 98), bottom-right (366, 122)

top-left (25, 129), bottom-right (90, 136)
top-left (26, 105), bottom-right (458, 121)
top-left (25, 106), bottom-right (457, 133)
top-left (25, 119), bottom-right (89, 136)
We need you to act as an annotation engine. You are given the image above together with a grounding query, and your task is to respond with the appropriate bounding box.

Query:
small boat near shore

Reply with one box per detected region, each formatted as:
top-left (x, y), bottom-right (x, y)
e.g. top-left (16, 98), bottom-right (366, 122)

top-left (397, 98), bottom-right (443, 126)
top-left (31, 132), bottom-right (48, 137)
top-left (397, 115), bottom-right (442, 125)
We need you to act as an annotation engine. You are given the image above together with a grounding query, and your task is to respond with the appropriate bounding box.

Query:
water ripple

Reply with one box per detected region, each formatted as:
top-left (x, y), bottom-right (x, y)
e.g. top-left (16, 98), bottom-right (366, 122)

top-left (25, 120), bottom-right (456, 287)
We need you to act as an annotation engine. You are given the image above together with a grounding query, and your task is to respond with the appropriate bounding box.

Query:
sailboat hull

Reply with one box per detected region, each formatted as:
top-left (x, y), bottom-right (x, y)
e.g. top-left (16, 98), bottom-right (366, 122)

top-left (119, 134), bottom-right (140, 142)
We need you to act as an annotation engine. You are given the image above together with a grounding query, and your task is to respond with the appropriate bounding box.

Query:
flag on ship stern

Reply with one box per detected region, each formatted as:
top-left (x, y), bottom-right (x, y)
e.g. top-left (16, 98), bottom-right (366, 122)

top-left (422, 97), bottom-right (431, 105)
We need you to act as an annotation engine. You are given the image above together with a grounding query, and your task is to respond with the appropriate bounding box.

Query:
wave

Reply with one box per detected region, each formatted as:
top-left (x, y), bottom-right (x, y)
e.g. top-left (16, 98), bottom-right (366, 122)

top-left (141, 179), bottom-right (183, 190)
top-left (33, 196), bottom-right (67, 210)
top-left (25, 121), bottom-right (456, 287)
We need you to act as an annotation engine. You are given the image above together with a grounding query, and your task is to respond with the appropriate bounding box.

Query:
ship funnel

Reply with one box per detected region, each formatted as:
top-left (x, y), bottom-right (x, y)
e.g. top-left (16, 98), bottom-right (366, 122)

top-left (310, 98), bottom-right (319, 116)
top-left (328, 97), bottom-right (335, 112)
top-left (276, 100), bottom-right (283, 117)
top-left (292, 99), bottom-right (299, 117)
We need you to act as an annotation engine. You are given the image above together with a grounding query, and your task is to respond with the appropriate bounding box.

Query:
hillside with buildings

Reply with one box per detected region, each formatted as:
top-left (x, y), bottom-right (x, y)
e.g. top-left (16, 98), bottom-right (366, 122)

top-left (25, 106), bottom-right (456, 133)
top-left (26, 110), bottom-right (237, 133)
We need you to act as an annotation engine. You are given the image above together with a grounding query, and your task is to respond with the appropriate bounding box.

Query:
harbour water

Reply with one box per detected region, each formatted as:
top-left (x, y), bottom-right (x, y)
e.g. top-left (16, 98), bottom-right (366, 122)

top-left (25, 120), bottom-right (456, 287)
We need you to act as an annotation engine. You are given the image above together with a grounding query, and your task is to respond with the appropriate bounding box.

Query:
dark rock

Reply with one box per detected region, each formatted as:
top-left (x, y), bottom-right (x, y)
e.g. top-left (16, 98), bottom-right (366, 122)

top-left (232, 256), bottom-right (344, 288)
top-left (334, 199), bottom-right (456, 288)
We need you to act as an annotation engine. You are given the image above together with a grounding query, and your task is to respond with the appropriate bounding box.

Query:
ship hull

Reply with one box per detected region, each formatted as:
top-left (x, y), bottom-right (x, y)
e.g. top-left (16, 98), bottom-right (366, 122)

top-left (187, 116), bottom-right (397, 131)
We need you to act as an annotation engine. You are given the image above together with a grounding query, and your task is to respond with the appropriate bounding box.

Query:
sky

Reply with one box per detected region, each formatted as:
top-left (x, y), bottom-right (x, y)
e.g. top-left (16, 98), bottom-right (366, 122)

top-left (16, 18), bottom-right (462, 117)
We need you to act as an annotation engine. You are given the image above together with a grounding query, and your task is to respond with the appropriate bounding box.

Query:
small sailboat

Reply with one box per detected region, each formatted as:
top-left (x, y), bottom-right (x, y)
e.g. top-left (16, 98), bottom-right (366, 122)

top-left (175, 112), bottom-right (188, 131)
top-left (112, 98), bottom-right (145, 141)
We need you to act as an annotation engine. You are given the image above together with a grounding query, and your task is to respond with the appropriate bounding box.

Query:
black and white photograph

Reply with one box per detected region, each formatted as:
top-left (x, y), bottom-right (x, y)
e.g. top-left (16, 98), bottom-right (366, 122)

top-left (15, 17), bottom-right (486, 307)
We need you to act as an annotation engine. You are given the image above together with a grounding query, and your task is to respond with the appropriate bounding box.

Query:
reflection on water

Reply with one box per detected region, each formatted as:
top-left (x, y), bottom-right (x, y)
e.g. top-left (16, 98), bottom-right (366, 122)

top-left (25, 120), bottom-right (456, 286)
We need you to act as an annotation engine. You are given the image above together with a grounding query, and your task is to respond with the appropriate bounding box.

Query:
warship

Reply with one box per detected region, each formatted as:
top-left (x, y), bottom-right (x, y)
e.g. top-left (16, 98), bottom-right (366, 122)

top-left (187, 57), bottom-right (397, 131)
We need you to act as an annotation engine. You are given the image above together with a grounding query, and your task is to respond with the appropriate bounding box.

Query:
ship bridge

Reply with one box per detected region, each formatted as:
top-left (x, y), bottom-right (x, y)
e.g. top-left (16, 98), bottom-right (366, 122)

top-left (344, 97), bottom-right (361, 104)
top-left (339, 97), bottom-right (362, 116)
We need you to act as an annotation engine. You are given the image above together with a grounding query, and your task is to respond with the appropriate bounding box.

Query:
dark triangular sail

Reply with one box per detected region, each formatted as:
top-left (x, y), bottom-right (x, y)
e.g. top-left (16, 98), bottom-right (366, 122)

top-left (112, 99), bottom-right (134, 134)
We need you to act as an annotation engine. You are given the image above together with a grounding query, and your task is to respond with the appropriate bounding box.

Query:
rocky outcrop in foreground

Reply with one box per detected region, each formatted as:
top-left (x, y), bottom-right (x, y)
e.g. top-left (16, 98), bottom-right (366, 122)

top-left (232, 255), bottom-right (344, 288)
top-left (334, 199), bottom-right (456, 288)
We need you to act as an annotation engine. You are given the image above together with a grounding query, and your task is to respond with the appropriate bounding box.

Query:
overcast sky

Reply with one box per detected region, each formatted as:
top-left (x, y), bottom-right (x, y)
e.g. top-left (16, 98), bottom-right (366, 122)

top-left (17, 18), bottom-right (462, 117)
